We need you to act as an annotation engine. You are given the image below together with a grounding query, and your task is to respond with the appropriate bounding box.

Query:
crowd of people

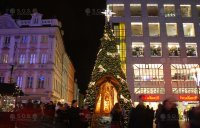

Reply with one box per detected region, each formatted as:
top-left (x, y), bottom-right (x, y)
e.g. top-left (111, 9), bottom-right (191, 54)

top-left (109, 95), bottom-right (200, 128)
top-left (14, 99), bottom-right (91, 128)
top-left (10, 96), bottom-right (200, 128)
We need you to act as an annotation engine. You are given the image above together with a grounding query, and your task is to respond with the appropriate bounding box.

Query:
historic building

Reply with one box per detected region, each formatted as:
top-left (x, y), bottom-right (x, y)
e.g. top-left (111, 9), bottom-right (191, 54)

top-left (0, 11), bottom-right (77, 104)
top-left (107, 0), bottom-right (200, 111)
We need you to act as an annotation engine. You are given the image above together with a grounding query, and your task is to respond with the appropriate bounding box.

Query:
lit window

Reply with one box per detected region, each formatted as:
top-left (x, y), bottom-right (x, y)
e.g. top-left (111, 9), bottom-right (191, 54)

top-left (27, 76), bottom-right (33, 88)
top-left (31, 35), bottom-right (38, 43)
top-left (168, 43), bottom-right (180, 57)
top-left (41, 35), bottom-right (48, 43)
top-left (1, 54), bottom-right (8, 63)
top-left (133, 64), bottom-right (165, 94)
top-left (108, 4), bottom-right (124, 17)
top-left (30, 54), bottom-right (36, 64)
top-left (171, 64), bottom-right (198, 94)
top-left (41, 54), bottom-right (47, 64)
top-left (38, 76), bottom-right (45, 88)
top-left (21, 35), bottom-right (28, 43)
top-left (132, 42), bottom-right (144, 57)
top-left (130, 4), bottom-right (141, 16)
top-left (180, 5), bottom-right (191, 17)
top-left (3, 36), bottom-right (10, 48)
top-left (131, 22), bottom-right (143, 36)
top-left (17, 76), bottom-right (23, 88)
top-left (164, 4), bottom-right (175, 17)
top-left (166, 23), bottom-right (178, 36)
top-left (196, 5), bottom-right (200, 17)
top-left (183, 23), bottom-right (195, 37)
top-left (19, 54), bottom-right (25, 64)
top-left (147, 4), bottom-right (158, 16)
top-left (186, 43), bottom-right (197, 57)
top-left (148, 23), bottom-right (160, 36)
top-left (150, 42), bottom-right (162, 57)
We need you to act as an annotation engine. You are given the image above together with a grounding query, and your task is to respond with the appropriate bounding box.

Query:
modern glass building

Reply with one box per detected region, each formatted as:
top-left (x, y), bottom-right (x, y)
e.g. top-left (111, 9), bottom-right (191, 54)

top-left (107, 0), bottom-right (200, 112)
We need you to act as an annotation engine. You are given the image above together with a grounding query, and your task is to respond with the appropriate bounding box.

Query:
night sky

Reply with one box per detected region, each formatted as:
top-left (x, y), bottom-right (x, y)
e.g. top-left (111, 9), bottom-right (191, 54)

top-left (0, 0), bottom-right (106, 94)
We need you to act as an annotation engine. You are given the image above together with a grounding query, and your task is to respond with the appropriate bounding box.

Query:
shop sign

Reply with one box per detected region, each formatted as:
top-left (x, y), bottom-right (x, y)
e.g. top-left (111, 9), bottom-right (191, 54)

top-left (141, 95), bottom-right (160, 101)
top-left (179, 95), bottom-right (198, 101)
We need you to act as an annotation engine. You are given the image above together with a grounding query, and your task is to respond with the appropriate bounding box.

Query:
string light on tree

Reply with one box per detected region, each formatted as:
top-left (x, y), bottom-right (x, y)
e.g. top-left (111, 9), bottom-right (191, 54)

top-left (107, 52), bottom-right (118, 58)
top-left (98, 65), bottom-right (107, 72)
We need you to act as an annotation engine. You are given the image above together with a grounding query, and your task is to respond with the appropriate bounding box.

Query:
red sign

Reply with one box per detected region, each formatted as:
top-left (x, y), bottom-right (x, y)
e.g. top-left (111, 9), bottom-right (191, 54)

top-left (179, 95), bottom-right (198, 101)
top-left (141, 95), bottom-right (160, 101)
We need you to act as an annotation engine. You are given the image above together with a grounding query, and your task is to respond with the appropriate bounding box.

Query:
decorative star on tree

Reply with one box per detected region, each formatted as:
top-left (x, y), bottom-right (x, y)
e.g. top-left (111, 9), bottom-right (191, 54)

top-left (101, 8), bottom-right (116, 22)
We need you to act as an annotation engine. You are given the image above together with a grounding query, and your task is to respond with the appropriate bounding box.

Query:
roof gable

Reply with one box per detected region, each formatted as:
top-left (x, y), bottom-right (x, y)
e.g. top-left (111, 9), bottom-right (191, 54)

top-left (0, 14), bottom-right (19, 29)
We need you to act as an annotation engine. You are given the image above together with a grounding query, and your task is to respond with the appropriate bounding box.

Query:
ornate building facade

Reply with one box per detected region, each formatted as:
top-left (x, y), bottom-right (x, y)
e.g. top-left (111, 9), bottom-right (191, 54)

top-left (0, 12), bottom-right (77, 104)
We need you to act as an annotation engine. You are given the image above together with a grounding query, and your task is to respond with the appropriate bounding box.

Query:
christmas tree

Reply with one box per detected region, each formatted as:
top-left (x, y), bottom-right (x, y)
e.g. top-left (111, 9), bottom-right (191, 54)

top-left (85, 22), bottom-right (132, 127)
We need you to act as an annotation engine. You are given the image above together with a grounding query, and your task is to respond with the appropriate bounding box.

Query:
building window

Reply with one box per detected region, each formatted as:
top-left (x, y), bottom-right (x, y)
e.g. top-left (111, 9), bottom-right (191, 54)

top-left (108, 4), bottom-right (124, 17)
top-left (30, 54), bottom-right (36, 64)
top-left (40, 54), bottom-right (47, 64)
top-left (171, 64), bottom-right (198, 94)
top-left (183, 23), bottom-right (195, 37)
top-left (19, 54), bottom-right (25, 64)
top-left (147, 4), bottom-right (158, 16)
top-left (150, 42), bottom-right (162, 57)
top-left (41, 35), bottom-right (48, 43)
top-left (131, 22), bottom-right (143, 36)
top-left (17, 76), bottom-right (23, 88)
top-left (31, 35), bottom-right (38, 43)
top-left (186, 43), bottom-right (197, 57)
top-left (132, 42), bottom-right (144, 57)
top-left (1, 54), bottom-right (8, 63)
top-left (27, 76), bottom-right (33, 88)
top-left (113, 23), bottom-right (126, 74)
top-left (130, 4), bottom-right (141, 16)
top-left (180, 5), bottom-right (191, 17)
top-left (133, 64), bottom-right (164, 94)
top-left (21, 35), bottom-right (28, 43)
top-left (0, 76), bottom-right (4, 83)
top-left (34, 18), bottom-right (38, 24)
top-left (3, 36), bottom-right (10, 48)
top-left (168, 43), bottom-right (180, 57)
top-left (164, 4), bottom-right (175, 17)
top-left (196, 5), bottom-right (200, 17)
top-left (166, 23), bottom-right (178, 36)
top-left (38, 76), bottom-right (45, 88)
top-left (148, 23), bottom-right (160, 36)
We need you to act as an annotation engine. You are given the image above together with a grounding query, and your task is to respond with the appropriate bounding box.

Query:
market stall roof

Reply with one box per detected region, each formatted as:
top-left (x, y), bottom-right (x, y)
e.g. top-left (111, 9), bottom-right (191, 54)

top-left (0, 83), bottom-right (24, 96)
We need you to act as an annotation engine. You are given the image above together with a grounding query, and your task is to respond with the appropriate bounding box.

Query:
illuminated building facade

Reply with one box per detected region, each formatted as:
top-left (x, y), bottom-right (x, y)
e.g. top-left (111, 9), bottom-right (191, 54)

top-left (107, 0), bottom-right (200, 110)
top-left (0, 12), bottom-right (76, 103)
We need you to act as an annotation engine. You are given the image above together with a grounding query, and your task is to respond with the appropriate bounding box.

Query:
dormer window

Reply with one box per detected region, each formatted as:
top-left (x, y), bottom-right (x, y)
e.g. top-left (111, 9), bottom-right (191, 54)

top-left (34, 18), bottom-right (39, 24)
top-left (4, 36), bottom-right (10, 48)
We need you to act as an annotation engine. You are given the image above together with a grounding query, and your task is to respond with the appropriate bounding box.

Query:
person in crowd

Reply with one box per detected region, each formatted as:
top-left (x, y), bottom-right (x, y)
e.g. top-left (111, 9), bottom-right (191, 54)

top-left (110, 102), bottom-right (124, 128)
top-left (80, 104), bottom-right (92, 128)
top-left (55, 102), bottom-right (65, 128)
top-left (155, 104), bottom-right (163, 128)
top-left (44, 101), bottom-right (55, 124)
top-left (128, 105), bottom-right (135, 128)
top-left (129, 95), bottom-right (147, 128)
top-left (189, 105), bottom-right (200, 128)
top-left (68, 100), bottom-right (81, 128)
top-left (157, 98), bottom-right (180, 128)
top-left (62, 103), bottom-right (70, 128)
top-left (146, 105), bottom-right (154, 128)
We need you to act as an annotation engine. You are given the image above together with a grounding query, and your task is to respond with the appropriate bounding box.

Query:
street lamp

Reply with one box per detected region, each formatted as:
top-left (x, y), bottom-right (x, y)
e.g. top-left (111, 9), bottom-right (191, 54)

top-left (191, 65), bottom-right (200, 105)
